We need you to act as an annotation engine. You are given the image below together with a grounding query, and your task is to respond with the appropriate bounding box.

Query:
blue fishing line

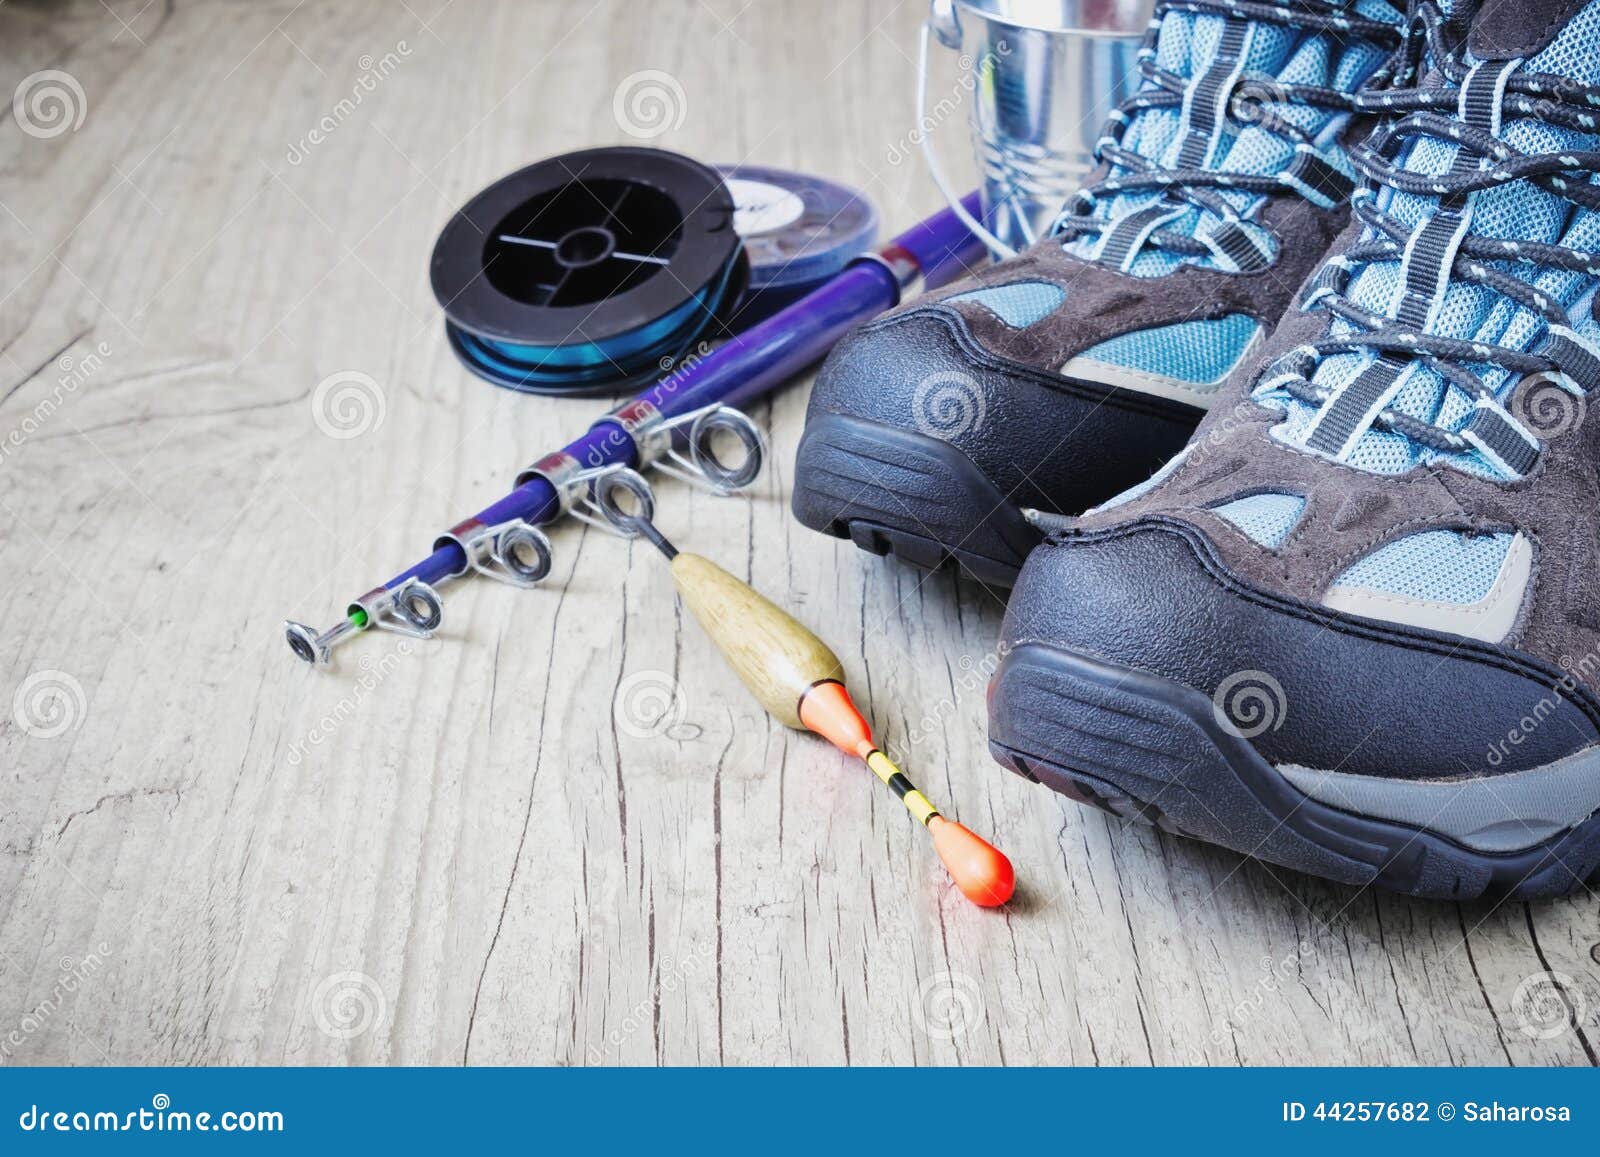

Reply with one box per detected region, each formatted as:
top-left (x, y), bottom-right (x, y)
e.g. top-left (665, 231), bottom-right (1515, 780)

top-left (447, 246), bottom-right (745, 394)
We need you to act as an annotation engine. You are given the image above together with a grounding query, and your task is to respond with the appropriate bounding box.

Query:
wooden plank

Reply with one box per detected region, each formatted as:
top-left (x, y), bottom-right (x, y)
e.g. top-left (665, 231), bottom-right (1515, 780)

top-left (0, 0), bottom-right (1595, 1068)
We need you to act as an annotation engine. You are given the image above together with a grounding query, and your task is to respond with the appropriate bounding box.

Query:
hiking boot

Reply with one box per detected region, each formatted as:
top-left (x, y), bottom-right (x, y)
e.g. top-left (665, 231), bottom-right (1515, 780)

top-left (791, 0), bottom-right (1406, 587)
top-left (990, 0), bottom-right (1600, 899)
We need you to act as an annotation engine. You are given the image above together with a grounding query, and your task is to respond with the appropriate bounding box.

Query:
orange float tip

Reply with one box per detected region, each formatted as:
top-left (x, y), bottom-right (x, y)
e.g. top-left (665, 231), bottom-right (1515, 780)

top-left (929, 816), bottom-right (1015, 907)
top-left (797, 680), bottom-right (875, 759)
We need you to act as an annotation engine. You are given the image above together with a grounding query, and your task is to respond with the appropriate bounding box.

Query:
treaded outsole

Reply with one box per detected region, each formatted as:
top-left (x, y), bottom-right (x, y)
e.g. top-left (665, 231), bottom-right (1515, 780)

top-left (988, 642), bottom-right (1600, 900)
top-left (791, 412), bottom-right (1040, 588)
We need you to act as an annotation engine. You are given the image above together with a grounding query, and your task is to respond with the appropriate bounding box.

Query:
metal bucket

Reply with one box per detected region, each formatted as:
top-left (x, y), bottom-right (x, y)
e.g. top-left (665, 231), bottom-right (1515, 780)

top-left (919, 0), bottom-right (1154, 258)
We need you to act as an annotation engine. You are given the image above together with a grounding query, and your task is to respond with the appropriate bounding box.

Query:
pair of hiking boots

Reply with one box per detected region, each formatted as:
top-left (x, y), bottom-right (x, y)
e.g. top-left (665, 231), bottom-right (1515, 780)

top-left (793, 0), bottom-right (1600, 899)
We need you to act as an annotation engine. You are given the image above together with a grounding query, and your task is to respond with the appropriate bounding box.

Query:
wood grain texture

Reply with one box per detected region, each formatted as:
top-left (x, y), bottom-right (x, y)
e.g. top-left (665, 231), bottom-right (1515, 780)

top-left (0, 0), bottom-right (1597, 1067)
top-left (671, 552), bottom-right (844, 730)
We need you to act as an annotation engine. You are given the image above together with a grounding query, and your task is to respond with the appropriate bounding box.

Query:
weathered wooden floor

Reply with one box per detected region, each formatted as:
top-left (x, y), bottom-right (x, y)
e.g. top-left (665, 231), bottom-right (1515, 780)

top-left (1, 0), bottom-right (1596, 1066)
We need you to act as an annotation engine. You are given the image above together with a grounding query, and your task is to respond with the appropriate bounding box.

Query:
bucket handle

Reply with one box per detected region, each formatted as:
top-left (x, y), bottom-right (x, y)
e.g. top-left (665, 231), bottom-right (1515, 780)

top-left (916, 19), bottom-right (1018, 261)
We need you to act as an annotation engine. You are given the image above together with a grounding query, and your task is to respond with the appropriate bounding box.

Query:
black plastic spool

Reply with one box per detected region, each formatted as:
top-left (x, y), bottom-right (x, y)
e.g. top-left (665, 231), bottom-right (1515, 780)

top-left (430, 147), bottom-right (748, 397)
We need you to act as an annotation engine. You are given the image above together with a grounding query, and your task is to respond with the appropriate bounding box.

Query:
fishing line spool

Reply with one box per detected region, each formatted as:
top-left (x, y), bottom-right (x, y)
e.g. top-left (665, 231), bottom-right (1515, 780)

top-left (431, 147), bottom-right (748, 397)
top-left (431, 148), bottom-right (877, 395)
top-left (716, 163), bottom-right (877, 323)
top-left (290, 191), bottom-right (983, 668)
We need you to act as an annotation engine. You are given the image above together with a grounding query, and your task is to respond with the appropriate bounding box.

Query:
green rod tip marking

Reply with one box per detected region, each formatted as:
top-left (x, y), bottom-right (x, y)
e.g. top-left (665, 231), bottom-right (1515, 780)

top-left (348, 608), bottom-right (368, 628)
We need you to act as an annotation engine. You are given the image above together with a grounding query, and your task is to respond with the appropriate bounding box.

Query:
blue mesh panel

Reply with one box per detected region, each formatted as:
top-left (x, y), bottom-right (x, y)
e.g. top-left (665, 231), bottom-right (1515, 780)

top-left (1064, 3), bottom-right (1394, 278)
top-left (1343, 427), bottom-right (1417, 474)
top-left (1076, 314), bottom-right (1261, 384)
top-left (945, 281), bottom-right (1066, 328)
top-left (1209, 492), bottom-right (1306, 548)
top-left (1277, 2), bottom-right (1600, 480)
top-left (1332, 532), bottom-right (1513, 604)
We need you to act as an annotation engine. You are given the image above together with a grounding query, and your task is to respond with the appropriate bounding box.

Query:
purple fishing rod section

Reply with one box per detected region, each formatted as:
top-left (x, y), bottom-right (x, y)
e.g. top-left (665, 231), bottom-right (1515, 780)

top-left (384, 193), bottom-right (985, 594)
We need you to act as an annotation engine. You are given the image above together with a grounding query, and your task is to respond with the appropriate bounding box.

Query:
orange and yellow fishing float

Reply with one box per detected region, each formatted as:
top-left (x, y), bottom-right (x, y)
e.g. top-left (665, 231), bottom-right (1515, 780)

top-left (627, 511), bottom-right (1015, 908)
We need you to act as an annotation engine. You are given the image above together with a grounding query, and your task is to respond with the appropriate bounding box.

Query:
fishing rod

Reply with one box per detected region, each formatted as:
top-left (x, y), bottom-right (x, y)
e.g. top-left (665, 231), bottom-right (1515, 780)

top-left (285, 193), bottom-right (985, 666)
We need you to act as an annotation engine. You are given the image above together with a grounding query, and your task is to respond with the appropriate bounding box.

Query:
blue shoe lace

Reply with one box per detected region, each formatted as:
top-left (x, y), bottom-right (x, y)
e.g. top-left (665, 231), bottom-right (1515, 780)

top-left (1255, 0), bottom-right (1600, 480)
top-left (1053, 0), bottom-right (1405, 276)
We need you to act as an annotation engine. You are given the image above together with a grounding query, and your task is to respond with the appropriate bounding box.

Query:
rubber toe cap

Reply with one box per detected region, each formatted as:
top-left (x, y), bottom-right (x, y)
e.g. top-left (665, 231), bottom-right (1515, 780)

top-left (1001, 519), bottom-right (1600, 780)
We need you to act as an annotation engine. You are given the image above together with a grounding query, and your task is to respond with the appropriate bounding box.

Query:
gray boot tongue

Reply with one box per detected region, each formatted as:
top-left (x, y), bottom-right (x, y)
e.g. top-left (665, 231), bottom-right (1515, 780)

top-left (1468, 0), bottom-right (1589, 59)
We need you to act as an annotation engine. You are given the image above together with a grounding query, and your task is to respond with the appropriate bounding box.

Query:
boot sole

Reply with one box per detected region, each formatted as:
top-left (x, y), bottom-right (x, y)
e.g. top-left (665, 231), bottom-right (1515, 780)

top-left (988, 642), bottom-right (1600, 900)
top-left (791, 412), bottom-right (1040, 588)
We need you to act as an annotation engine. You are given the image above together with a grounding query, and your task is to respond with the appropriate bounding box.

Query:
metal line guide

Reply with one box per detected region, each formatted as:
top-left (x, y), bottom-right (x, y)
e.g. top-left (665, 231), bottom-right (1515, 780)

top-left (284, 401), bottom-right (763, 664)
